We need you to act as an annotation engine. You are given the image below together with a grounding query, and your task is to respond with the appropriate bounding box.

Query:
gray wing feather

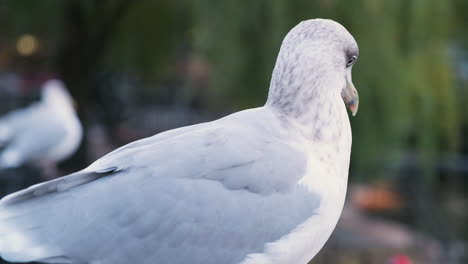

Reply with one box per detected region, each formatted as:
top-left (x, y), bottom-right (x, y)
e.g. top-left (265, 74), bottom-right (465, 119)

top-left (1, 168), bottom-right (118, 206)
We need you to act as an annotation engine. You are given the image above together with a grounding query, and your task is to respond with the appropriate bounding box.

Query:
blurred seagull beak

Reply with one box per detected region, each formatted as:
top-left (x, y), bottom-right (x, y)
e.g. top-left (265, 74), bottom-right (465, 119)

top-left (341, 80), bottom-right (359, 116)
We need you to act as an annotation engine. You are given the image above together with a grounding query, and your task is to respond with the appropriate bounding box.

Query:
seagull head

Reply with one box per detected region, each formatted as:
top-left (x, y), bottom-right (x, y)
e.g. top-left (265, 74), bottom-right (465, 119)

top-left (41, 79), bottom-right (76, 111)
top-left (268, 19), bottom-right (359, 117)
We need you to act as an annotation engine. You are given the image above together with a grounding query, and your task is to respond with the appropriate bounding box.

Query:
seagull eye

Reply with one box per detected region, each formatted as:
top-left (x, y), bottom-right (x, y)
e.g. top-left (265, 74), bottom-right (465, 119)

top-left (346, 55), bottom-right (357, 67)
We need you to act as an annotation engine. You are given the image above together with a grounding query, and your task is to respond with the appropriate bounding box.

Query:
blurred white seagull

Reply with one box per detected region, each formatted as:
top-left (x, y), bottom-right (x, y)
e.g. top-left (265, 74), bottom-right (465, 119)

top-left (0, 19), bottom-right (359, 264)
top-left (0, 79), bottom-right (82, 172)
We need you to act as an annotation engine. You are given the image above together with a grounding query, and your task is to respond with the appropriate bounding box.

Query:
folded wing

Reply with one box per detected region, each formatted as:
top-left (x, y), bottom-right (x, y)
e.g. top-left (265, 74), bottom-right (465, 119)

top-left (0, 109), bottom-right (319, 264)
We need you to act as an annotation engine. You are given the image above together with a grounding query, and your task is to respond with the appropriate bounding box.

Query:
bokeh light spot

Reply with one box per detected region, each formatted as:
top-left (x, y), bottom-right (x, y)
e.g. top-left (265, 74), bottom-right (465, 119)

top-left (16, 34), bottom-right (38, 56)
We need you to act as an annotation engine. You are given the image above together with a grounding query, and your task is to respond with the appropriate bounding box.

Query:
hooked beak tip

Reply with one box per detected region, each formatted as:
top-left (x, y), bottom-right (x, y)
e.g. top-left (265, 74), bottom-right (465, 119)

top-left (341, 80), bottom-right (359, 117)
top-left (348, 101), bottom-right (358, 117)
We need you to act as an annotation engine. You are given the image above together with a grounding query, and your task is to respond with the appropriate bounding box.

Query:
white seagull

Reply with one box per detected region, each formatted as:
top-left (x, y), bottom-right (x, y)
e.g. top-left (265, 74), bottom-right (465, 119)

top-left (0, 79), bottom-right (82, 171)
top-left (0, 19), bottom-right (359, 264)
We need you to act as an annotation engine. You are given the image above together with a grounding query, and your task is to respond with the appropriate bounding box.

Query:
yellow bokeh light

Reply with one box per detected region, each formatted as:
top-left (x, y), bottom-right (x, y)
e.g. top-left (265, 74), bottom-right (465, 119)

top-left (16, 34), bottom-right (38, 56)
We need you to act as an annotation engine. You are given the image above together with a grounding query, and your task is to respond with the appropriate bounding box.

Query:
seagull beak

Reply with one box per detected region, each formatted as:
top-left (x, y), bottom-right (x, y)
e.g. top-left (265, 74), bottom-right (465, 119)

top-left (341, 80), bottom-right (359, 116)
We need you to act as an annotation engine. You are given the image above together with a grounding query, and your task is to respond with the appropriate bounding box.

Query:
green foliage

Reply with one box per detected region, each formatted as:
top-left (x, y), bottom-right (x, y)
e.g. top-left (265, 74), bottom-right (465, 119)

top-left (108, 0), bottom-right (181, 80)
top-left (191, 0), bottom-right (466, 179)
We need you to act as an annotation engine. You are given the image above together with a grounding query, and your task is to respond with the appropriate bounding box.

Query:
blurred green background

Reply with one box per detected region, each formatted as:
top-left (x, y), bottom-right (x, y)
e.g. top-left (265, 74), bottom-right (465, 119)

top-left (0, 0), bottom-right (467, 263)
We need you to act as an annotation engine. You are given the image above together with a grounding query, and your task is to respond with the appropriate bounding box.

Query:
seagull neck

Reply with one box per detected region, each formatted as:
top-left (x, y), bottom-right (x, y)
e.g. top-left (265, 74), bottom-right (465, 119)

top-left (266, 74), bottom-right (352, 180)
top-left (269, 93), bottom-right (349, 141)
top-left (266, 65), bottom-right (349, 135)
top-left (268, 91), bottom-right (352, 181)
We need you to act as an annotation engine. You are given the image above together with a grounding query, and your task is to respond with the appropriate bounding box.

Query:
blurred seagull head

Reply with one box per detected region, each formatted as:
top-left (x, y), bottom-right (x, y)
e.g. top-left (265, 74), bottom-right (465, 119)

top-left (41, 79), bottom-right (77, 112)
